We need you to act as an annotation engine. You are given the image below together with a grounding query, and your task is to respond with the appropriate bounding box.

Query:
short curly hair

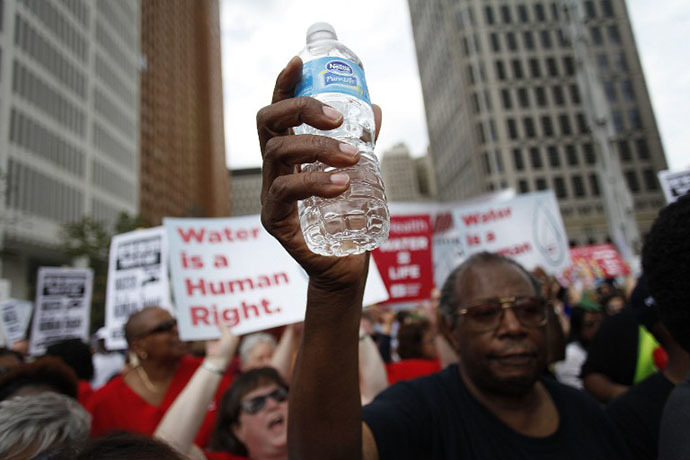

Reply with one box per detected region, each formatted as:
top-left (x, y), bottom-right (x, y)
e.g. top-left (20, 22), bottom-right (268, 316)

top-left (642, 193), bottom-right (690, 352)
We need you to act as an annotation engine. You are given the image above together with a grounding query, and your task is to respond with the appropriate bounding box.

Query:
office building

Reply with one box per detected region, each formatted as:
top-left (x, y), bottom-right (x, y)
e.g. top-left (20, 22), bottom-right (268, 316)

top-left (407, 0), bottom-right (667, 244)
top-left (0, 0), bottom-right (141, 297)
top-left (229, 167), bottom-right (262, 217)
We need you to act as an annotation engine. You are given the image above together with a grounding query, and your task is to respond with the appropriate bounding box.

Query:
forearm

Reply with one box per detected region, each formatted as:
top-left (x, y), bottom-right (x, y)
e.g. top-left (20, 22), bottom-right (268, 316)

top-left (289, 282), bottom-right (365, 460)
top-left (271, 325), bottom-right (297, 383)
top-left (583, 373), bottom-right (628, 403)
top-left (359, 330), bottom-right (389, 405)
top-left (155, 359), bottom-right (225, 454)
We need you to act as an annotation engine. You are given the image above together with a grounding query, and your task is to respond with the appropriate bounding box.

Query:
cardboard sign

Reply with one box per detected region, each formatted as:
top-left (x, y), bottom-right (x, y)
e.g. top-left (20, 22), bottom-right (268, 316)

top-left (104, 227), bottom-right (172, 349)
top-left (658, 168), bottom-right (690, 204)
top-left (0, 299), bottom-right (33, 346)
top-left (29, 267), bottom-right (93, 355)
top-left (562, 243), bottom-right (630, 286)
top-left (165, 216), bottom-right (389, 341)
top-left (453, 191), bottom-right (571, 274)
top-left (372, 215), bottom-right (434, 303)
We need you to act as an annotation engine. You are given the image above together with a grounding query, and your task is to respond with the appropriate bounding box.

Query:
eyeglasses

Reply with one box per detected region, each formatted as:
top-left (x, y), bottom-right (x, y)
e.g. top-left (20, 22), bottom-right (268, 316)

top-left (456, 296), bottom-right (547, 332)
top-left (240, 387), bottom-right (288, 414)
top-left (139, 318), bottom-right (177, 338)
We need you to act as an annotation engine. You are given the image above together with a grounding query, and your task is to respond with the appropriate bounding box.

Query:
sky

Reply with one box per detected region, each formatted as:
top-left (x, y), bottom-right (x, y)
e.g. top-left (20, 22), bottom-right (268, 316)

top-left (220, 0), bottom-right (689, 172)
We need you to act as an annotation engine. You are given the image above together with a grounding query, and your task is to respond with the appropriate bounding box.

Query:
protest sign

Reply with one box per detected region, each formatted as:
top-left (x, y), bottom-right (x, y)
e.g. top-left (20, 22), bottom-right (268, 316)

top-left (0, 279), bottom-right (10, 301)
top-left (562, 243), bottom-right (630, 286)
top-left (165, 216), bottom-right (388, 341)
top-left (104, 227), bottom-right (171, 349)
top-left (0, 299), bottom-right (33, 346)
top-left (372, 215), bottom-right (434, 303)
top-left (453, 190), bottom-right (570, 274)
top-left (658, 168), bottom-right (690, 204)
top-left (29, 267), bottom-right (93, 355)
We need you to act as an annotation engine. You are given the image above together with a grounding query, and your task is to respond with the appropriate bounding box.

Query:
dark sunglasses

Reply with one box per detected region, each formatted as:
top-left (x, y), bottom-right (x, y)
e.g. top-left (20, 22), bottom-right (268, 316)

top-left (240, 387), bottom-right (288, 414)
top-left (456, 296), bottom-right (547, 332)
top-left (140, 318), bottom-right (177, 338)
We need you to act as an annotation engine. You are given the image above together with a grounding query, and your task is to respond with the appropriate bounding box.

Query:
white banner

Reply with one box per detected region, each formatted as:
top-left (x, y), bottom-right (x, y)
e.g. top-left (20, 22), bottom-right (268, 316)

top-left (452, 191), bottom-right (571, 274)
top-left (105, 227), bottom-right (171, 349)
top-left (658, 168), bottom-right (690, 204)
top-left (29, 267), bottom-right (93, 355)
top-left (0, 299), bottom-right (33, 346)
top-left (165, 216), bottom-right (388, 341)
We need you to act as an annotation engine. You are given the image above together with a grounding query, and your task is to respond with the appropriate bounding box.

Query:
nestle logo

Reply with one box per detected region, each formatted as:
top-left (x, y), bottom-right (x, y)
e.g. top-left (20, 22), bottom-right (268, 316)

top-left (326, 60), bottom-right (353, 75)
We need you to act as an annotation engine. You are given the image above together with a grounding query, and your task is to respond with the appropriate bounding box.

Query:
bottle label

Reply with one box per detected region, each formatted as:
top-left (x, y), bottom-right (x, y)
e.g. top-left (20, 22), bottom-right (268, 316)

top-left (295, 57), bottom-right (371, 104)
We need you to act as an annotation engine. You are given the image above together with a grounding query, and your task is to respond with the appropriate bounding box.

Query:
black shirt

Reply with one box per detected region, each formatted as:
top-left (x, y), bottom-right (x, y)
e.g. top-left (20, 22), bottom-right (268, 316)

top-left (362, 364), bottom-right (629, 460)
top-left (581, 307), bottom-right (639, 385)
top-left (658, 376), bottom-right (690, 460)
top-left (606, 372), bottom-right (675, 460)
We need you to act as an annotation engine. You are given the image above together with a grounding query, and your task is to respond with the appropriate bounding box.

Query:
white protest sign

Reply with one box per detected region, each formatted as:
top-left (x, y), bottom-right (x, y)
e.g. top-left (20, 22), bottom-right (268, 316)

top-left (104, 227), bottom-right (171, 349)
top-left (0, 279), bottom-right (10, 301)
top-left (0, 299), bottom-right (33, 346)
top-left (658, 168), bottom-right (690, 204)
top-left (453, 190), bottom-right (571, 274)
top-left (165, 216), bottom-right (389, 341)
top-left (29, 267), bottom-right (93, 355)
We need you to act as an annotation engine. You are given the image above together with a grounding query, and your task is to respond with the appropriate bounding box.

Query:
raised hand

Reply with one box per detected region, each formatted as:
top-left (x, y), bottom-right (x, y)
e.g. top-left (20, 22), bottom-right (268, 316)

top-left (257, 56), bottom-right (382, 291)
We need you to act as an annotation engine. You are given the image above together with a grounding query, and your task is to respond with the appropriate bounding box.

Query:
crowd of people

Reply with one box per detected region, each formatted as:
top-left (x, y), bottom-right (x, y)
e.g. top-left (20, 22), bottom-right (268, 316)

top-left (0, 57), bottom-right (688, 459)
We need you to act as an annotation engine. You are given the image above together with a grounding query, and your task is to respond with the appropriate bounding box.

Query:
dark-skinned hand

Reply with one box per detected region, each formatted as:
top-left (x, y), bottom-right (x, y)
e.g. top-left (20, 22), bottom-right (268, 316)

top-left (256, 56), bottom-right (383, 291)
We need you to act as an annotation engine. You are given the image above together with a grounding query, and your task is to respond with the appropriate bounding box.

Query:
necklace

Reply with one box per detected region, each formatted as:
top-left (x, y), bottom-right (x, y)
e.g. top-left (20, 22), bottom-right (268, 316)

top-left (136, 365), bottom-right (161, 393)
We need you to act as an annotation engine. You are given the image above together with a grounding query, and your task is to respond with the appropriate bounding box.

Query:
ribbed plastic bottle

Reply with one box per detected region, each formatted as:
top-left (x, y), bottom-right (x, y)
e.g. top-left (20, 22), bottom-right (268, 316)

top-left (294, 22), bottom-right (390, 257)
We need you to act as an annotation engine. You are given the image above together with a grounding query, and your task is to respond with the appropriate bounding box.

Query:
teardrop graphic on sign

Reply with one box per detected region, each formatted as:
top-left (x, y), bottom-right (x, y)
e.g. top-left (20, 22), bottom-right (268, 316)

top-left (532, 200), bottom-right (566, 267)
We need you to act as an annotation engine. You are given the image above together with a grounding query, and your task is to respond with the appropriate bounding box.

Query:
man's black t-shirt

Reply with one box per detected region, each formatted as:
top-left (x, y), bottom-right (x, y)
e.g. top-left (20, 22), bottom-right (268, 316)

top-left (658, 376), bottom-right (690, 460)
top-left (581, 307), bottom-right (639, 385)
top-left (362, 364), bottom-right (629, 460)
top-left (606, 372), bottom-right (674, 460)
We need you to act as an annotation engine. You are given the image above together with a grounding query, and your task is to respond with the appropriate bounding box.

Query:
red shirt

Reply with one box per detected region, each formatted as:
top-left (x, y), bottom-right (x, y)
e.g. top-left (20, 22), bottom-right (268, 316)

top-left (78, 379), bottom-right (94, 407)
top-left (87, 355), bottom-right (232, 447)
top-left (386, 359), bottom-right (442, 385)
top-left (204, 451), bottom-right (247, 460)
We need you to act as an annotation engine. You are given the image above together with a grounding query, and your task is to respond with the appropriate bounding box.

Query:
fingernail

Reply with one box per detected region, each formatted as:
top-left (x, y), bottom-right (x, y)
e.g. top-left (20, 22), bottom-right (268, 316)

top-left (322, 106), bottom-right (342, 121)
top-left (339, 143), bottom-right (358, 155)
top-left (330, 173), bottom-right (349, 185)
top-left (287, 56), bottom-right (300, 67)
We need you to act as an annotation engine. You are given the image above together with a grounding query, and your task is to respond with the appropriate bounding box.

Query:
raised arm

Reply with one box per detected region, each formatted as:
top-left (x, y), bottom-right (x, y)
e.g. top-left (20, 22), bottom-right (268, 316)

top-left (270, 322), bottom-right (301, 383)
top-left (154, 326), bottom-right (239, 458)
top-left (359, 326), bottom-right (389, 405)
top-left (257, 56), bottom-right (382, 460)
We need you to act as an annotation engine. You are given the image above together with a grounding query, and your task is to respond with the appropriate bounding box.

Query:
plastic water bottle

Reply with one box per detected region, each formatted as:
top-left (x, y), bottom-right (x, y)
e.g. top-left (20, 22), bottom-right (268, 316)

top-left (294, 22), bottom-right (390, 257)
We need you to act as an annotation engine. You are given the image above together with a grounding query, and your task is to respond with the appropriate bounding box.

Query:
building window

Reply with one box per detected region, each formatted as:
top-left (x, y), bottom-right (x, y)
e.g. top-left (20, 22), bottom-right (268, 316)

top-left (628, 109), bottom-right (643, 130)
top-left (496, 60), bottom-right (506, 80)
top-left (501, 89), bottom-right (512, 110)
top-left (552, 86), bottom-right (565, 105)
top-left (485, 6), bottom-right (495, 25)
top-left (482, 152), bottom-right (492, 174)
top-left (583, 143), bottom-right (596, 165)
top-left (506, 32), bottom-right (518, 51)
top-left (523, 117), bottom-right (537, 138)
top-left (541, 116), bottom-right (554, 137)
top-left (604, 81), bottom-right (617, 102)
top-left (501, 5), bottom-right (512, 23)
top-left (589, 174), bottom-right (601, 196)
top-left (512, 59), bottom-right (524, 79)
top-left (534, 3), bottom-right (546, 21)
top-left (566, 145), bottom-right (578, 165)
top-left (553, 177), bottom-right (567, 198)
top-left (585, 1), bottom-right (596, 19)
top-left (494, 150), bottom-right (504, 172)
top-left (540, 30), bottom-right (552, 49)
top-left (601, 0), bottom-right (614, 17)
top-left (517, 88), bottom-right (530, 107)
top-left (571, 175), bottom-right (586, 197)
top-left (621, 80), bottom-right (635, 102)
top-left (636, 138), bottom-right (650, 160)
top-left (523, 31), bottom-right (535, 50)
top-left (591, 26), bottom-right (603, 45)
top-left (618, 140), bottom-right (632, 163)
top-left (607, 25), bottom-right (621, 44)
top-left (512, 148), bottom-right (525, 170)
top-left (490, 33), bottom-right (500, 52)
top-left (625, 170), bottom-right (640, 193)
top-left (507, 118), bottom-right (518, 139)
top-left (529, 58), bottom-right (541, 78)
top-left (472, 93), bottom-right (481, 114)
top-left (597, 53), bottom-right (609, 72)
top-left (467, 65), bottom-right (476, 85)
top-left (570, 84), bottom-right (581, 104)
top-left (548, 146), bottom-right (560, 167)
top-left (614, 52), bottom-right (628, 72)
top-left (563, 56), bottom-right (575, 76)
top-left (535, 87), bottom-right (547, 106)
top-left (518, 5), bottom-right (529, 22)
top-left (576, 113), bottom-right (589, 133)
top-left (530, 147), bottom-right (543, 169)
top-left (477, 122), bottom-right (487, 143)
top-left (536, 178), bottom-right (548, 191)
top-left (546, 57), bottom-right (558, 76)
top-left (559, 114), bottom-right (572, 135)
top-left (519, 179), bottom-right (529, 193)
top-left (612, 111), bottom-right (624, 133)
top-left (643, 169), bottom-right (659, 191)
